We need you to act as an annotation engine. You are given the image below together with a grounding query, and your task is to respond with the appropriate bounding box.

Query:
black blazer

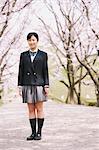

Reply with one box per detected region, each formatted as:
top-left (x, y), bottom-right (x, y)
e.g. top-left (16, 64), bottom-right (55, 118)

top-left (18, 49), bottom-right (49, 86)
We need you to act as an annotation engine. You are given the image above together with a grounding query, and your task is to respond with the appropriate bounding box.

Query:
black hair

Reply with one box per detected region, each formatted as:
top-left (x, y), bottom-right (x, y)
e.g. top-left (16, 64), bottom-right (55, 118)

top-left (27, 32), bottom-right (39, 41)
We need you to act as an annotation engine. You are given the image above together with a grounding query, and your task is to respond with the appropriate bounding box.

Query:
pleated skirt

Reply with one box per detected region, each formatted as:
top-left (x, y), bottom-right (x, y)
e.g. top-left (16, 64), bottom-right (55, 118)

top-left (22, 86), bottom-right (47, 104)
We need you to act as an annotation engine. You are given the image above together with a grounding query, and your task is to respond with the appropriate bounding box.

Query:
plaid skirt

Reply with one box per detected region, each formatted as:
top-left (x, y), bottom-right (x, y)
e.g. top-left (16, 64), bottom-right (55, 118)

top-left (22, 86), bottom-right (47, 104)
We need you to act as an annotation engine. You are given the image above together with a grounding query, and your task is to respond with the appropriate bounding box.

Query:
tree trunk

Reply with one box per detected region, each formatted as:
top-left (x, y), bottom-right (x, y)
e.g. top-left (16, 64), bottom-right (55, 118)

top-left (96, 87), bottom-right (99, 107)
top-left (77, 92), bottom-right (81, 104)
top-left (0, 77), bottom-right (2, 99)
top-left (65, 87), bottom-right (75, 104)
top-left (77, 67), bottom-right (83, 105)
top-left (0, 78), bottom-right (3, 100)
top-left (65, 89), bottom-right (69, 103)
top-left (69, 86), bottom-right (74, 103)
top-left (96, 93), bottom-right (99, 107)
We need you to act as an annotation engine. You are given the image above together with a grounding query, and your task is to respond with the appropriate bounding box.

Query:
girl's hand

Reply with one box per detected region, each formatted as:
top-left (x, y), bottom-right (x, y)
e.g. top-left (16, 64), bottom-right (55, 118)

top-left (44, 87), bottom-right (49, 96)
top-left (18, 87), bottom-right (22, 96)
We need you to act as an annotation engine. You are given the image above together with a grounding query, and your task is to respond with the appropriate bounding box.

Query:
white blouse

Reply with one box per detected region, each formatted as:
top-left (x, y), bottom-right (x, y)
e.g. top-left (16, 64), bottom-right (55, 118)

top-left (29, 49), bottom-right (38, 62)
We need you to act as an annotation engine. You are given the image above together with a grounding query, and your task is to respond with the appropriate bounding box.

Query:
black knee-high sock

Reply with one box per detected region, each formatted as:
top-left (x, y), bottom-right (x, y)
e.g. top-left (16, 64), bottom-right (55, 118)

top-left (37, 118), bottom-right (44, 135)
top-left (29, 118), bottom-right (36, 135)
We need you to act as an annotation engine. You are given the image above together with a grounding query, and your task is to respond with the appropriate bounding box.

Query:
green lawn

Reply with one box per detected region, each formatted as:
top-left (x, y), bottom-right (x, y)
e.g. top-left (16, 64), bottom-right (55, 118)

top-left (0, 99), bottom-right (3, 106)
top-left (49, 77), bottom-right (96, 106)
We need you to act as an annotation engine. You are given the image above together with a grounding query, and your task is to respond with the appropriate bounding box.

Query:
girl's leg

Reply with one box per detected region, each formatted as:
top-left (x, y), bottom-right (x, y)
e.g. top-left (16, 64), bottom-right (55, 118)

top-left (35, 101), bottom-right (44, 118)
top-left (27, 103), bottom-right (36, 118)
top-left (34, 102), bottom-right (44, 140)
top-left (27, 103), bottom-right (36, 140)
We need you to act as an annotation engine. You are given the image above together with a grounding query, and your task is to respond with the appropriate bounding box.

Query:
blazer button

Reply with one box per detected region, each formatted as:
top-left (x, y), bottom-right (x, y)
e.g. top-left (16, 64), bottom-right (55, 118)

top-left (27, 72), bottom-right (30, 75)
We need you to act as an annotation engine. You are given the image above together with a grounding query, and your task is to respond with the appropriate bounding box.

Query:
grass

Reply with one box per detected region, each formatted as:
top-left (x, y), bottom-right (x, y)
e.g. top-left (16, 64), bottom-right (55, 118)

top-left (0, 99), bottom-right (3, 106)
top-left (49, 77), bottom-right (96, 106)
top-left (49, 79), bottom-right (67, 103)
top-left (82, 98), bottom-right (97, 106)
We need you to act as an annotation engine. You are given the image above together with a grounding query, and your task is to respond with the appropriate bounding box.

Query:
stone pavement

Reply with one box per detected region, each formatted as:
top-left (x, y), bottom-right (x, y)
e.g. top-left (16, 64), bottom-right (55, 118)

top-left (0, 98), bottom-right (99, 150)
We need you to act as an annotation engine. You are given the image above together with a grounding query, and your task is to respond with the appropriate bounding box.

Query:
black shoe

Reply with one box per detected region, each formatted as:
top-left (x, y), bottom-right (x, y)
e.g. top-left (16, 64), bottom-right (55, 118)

top-left (27, 134), bottom-right (35, 141)
top-left (34, 133), bottom-right (41, 140)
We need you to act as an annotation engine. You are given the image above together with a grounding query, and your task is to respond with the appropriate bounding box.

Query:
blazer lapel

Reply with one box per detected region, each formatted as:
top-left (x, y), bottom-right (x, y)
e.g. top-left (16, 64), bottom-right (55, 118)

top-left (27, 50), bottom-right (31, 63)
top-left (27, 50), bottom-right (35, 73)
top-left (32, 49), bottom-right (40, 65)
top-left (27, 49), bottom-right (40, 73)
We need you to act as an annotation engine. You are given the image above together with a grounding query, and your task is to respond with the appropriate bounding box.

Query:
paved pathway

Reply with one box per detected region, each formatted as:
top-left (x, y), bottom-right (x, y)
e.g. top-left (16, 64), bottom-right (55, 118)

top-left (0, 98), bottom-right (99, 150)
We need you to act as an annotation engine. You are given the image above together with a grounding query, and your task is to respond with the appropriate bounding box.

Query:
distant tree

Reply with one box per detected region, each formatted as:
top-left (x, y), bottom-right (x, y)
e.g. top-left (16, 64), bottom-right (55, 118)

top-left (0, 0), bottom-right (35, 99)
top-left (75, 0), bottom-right (99, 106)
top-left (37, 0), bottom-right (88, 104)
top-left (36, 0), bottom-right (99, 105)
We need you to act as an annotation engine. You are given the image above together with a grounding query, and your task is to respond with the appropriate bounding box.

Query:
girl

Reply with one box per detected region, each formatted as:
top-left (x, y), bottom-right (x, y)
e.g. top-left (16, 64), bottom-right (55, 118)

top-left (18, 32), bottom-right (49, 140)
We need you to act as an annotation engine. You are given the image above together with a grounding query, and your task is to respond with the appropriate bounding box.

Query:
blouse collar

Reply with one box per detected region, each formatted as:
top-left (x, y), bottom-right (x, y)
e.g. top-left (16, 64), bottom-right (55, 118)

top-left (29, 48), bottom-right (38, 53)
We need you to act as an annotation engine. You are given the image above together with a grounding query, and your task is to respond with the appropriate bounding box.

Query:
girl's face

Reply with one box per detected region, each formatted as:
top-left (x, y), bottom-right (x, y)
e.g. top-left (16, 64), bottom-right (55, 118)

top-left (27, 35), bottom-right (38, 50)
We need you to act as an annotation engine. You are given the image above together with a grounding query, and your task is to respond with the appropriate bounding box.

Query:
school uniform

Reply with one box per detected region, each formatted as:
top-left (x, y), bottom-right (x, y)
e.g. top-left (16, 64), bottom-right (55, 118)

top-left (18, 49), bottom-right (49, 104)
